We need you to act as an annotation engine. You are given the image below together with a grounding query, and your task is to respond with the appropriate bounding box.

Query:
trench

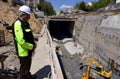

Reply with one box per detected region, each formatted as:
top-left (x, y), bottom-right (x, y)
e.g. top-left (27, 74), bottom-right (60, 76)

top-left (47, 18), bottom-right (99, 78)
top-left (48, 18), bottom-right (83, 79)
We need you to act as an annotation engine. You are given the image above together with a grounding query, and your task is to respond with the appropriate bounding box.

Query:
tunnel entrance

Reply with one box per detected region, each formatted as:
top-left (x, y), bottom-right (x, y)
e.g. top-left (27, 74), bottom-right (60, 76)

top-left (48, 18), bottom-right (75, 40)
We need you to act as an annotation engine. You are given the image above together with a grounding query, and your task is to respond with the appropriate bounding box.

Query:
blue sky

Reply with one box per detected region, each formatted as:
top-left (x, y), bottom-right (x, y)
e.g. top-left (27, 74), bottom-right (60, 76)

top-left (46, 0), bottom-right (98, 12)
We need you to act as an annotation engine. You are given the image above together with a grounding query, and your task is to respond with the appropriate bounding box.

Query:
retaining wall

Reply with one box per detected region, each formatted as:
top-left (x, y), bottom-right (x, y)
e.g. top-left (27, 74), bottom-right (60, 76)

top-left (75, 13), bottom-right (120, 75)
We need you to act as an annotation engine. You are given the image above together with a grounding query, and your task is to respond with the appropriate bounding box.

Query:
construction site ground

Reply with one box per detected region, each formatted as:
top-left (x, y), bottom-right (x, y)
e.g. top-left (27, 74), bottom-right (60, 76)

top-left (30, 32), bottom-right (51, 79)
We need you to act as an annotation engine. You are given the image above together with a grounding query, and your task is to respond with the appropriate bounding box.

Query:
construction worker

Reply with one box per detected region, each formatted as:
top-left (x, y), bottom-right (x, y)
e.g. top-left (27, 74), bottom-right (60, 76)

top-left (12, 5), bottom-right (36, 79)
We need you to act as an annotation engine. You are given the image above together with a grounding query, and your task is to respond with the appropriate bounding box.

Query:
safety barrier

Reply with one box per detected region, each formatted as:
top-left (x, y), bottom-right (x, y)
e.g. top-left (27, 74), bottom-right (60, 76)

top-left (45, 24), bottom-right (64, 79)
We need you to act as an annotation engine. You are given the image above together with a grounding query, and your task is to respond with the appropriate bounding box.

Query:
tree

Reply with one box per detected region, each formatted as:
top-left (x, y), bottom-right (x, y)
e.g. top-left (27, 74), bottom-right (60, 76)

top-left (74, 0), bottom-right (111, 12)
top-left (37, 1), bottom-right (56, 15)
top-left (74, 3), bottom-right (80, 10)
top-left (79, 1), bottom-right (86, 10)
top-left (74, 1), bottom-right (86, 10)
top-left (110, 0), bottom-right (116, 4)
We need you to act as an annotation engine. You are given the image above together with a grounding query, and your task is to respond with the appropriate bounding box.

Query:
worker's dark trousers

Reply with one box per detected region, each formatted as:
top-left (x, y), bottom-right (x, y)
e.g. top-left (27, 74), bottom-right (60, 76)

top-left (19, 52), bottom-right (32, 79)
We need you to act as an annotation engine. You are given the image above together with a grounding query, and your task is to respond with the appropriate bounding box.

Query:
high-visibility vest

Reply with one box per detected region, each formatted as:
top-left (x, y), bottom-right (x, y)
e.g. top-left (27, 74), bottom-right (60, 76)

top-left (12, 18), bottom-right (35, 57)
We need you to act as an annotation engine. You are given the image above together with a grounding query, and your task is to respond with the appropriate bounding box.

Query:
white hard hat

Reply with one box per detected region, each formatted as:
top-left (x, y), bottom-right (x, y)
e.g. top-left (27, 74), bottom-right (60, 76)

top-left (19, 5), bottom-right (32, 14)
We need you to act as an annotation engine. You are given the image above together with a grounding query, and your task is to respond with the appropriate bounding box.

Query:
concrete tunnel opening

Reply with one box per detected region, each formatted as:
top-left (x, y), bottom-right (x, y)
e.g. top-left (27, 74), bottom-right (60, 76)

top-left (48, 19), bottom-right (75, 40)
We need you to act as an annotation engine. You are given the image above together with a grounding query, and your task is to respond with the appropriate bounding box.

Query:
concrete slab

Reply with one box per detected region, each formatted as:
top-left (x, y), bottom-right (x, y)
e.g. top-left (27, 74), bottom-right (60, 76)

top-left (64, 41), bottom-right (84, 56)
top-left (30, 33), bottom-right (51, 79)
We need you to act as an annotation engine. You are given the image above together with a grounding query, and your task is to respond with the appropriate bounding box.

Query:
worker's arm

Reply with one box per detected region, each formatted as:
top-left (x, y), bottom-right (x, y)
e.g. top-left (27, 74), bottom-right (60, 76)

top-left (14, 20), bottom-right (33, 50)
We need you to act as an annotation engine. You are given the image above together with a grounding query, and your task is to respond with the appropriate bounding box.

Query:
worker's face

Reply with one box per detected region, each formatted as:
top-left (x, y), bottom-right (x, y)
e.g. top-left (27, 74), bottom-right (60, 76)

top-left (22, 13), bottom-right (30, 22)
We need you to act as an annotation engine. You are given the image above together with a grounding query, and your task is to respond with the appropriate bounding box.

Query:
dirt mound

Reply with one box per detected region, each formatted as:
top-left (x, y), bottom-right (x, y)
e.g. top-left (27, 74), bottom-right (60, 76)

top-left (0, 0), bottom-right (43, 44)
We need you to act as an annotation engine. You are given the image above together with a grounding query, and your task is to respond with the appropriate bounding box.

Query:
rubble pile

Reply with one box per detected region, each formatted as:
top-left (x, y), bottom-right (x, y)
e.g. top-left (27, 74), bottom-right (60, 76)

top-left (0, 46), bottom-right (19, 79)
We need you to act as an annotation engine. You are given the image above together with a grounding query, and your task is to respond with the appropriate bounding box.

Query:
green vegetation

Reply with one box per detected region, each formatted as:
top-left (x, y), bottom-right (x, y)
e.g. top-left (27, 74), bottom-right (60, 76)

top-left (37, 1), bottom-right (56, 15)
top-left (74, 0), bottom-right (116, 12)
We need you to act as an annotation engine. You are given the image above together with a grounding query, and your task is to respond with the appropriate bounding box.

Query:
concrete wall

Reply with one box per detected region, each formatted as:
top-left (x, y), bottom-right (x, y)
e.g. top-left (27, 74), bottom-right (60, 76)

top-left (75, 14), bottom-right (120, 75)
top-left (75, 15), bottom-right (102, 52)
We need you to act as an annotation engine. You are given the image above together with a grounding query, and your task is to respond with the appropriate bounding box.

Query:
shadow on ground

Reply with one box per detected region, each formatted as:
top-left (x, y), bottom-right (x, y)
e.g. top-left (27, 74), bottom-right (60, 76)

top-left (34, 65), bottom-right (51, 79)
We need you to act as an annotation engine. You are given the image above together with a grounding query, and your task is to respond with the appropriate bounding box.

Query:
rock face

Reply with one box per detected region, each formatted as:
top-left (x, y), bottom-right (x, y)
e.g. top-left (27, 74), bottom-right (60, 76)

top-left (0, 1), bottom-right (43, 43)
top-left (0, 45), bottom-right (19, 79)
